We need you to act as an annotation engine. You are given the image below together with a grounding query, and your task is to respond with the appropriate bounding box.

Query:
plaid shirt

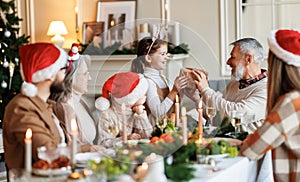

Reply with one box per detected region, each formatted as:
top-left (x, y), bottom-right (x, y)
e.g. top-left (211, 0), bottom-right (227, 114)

top-left (239, 69), bottom-right (268, 89)
top-left (240, 90), bottom-right (300, 182)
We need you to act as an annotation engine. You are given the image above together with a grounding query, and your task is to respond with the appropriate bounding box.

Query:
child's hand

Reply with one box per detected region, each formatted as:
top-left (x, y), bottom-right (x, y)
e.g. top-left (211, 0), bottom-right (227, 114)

top-left (132, 105), bottom-right (145, 114)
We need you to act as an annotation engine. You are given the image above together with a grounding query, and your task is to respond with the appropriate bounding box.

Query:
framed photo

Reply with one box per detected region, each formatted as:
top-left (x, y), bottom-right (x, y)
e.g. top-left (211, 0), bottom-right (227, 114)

top-left (99, 0), bottom-right (137, 47)
top-left (82, 21), bottom-right (105, 45)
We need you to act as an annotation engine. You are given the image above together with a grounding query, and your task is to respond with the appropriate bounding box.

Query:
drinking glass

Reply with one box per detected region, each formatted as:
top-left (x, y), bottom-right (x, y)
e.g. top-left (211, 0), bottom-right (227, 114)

top-left (230, 110), bottom-right (243, 137)
top-left (205, 96), bottom-right (216, 127)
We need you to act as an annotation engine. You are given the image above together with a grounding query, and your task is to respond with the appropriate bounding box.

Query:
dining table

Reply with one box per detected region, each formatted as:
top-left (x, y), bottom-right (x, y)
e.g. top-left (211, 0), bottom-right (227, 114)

top-left (13, 152), bottom-right (273, 182)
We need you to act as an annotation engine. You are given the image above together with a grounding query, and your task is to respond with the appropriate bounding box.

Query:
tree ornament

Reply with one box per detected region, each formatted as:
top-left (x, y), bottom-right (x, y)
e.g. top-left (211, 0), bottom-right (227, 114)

top-left (3, 56), bottom-right (8, 68)
top-left (9, 62), bottom-right (15, 90)
top-left (1, 80), bottom-right (7, 88)
top-left (14, 57), bottom-right (19, 66)
top-left (4, 30), bottom-right (11, 37)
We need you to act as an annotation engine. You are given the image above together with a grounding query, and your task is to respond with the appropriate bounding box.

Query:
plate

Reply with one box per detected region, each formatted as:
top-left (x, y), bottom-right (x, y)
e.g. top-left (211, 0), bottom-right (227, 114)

top-left (192, 164), bottom-right (220, 178)
top-left (128, 139), bottom-right (150, 144)
top-left (116, 139), bottom-right (150, 146)
top-left (207, 153), bottom-right (229, 160)
top-left (32, 166), bottom-right (71, 176)
top-left (75, 152), bottom-right (102, 164)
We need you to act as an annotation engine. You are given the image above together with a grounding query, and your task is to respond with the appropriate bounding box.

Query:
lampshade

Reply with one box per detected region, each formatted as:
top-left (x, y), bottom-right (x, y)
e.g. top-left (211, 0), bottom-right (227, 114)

top-left (47, 21), bottom-right (68, 47)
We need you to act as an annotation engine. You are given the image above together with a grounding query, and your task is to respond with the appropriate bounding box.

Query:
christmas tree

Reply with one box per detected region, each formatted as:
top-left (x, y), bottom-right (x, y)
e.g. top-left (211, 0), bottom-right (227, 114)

top-left (0, 0), bottom-right (30, 126)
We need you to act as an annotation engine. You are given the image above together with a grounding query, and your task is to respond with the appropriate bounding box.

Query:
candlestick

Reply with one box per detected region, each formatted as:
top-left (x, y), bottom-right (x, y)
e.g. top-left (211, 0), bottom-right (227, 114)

top-left (71, 119), bottom-right (78, 166)
top-left (107, 30), bottom-right (111, 47)
top-left (197, 99), bottom-right (203, 138)
top-left (181, 107), bottom-right (187, 145)
top-left (121, 103), bottom-right (127, 144)
top-left (175, 95), bottom-right (179, 127)
top-left (25, 128), bottom-right (32, 173)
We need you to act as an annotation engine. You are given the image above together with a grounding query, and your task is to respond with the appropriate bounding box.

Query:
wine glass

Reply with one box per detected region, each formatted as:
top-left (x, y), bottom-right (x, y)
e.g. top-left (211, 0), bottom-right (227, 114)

top-left (37, 145), bottom-right (59, 180)
top-left (205, 95), bottom-right (216, 127)
top-left (156, 115), bottom-right (168, 133)
top-left (108, 125), bottom-right (120, 137)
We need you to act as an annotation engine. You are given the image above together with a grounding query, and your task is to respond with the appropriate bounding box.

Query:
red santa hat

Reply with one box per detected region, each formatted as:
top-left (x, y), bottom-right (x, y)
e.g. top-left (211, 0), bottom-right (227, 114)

top-left (268, 29), bottom-right (300, 67)
top-left (95, 72), bottom-right (148, 111)
top-left (19, 43), bottom-right (67, 97)
top-left (67, 43), bottom-right (80, 73)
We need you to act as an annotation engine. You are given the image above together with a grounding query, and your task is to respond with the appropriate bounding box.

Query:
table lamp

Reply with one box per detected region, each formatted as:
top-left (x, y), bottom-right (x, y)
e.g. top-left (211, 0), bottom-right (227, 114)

top-left (47, 21), bottom-right (68, 47)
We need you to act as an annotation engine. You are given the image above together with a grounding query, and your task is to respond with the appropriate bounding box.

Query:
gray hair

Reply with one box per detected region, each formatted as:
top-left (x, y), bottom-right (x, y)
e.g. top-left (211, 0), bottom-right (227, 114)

top-left (230, 38), bottom-right (265, 65)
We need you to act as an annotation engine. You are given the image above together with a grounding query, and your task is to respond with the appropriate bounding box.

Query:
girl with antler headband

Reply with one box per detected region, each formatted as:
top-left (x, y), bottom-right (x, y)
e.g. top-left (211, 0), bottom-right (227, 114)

top-left (131, 27), bottom-right (189, 126)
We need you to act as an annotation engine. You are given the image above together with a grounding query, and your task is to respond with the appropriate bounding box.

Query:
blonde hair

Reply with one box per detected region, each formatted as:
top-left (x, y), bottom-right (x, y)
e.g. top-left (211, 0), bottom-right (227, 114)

top-left (267, 51), bottom-right (300, 114)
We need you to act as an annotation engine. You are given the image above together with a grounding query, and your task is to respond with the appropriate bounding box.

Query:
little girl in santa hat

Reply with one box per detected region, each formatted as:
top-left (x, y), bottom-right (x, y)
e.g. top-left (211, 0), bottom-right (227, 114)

top-left (95, 72), bottom-right (153, 145)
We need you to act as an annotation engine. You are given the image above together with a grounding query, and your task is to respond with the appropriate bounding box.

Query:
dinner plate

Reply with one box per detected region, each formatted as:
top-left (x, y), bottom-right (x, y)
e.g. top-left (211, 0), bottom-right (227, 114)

top-left (75, 152), bottom-right (102, 164)
top-left (192, 164), bottom-right (220, 178)
top-left (127, 139), bottom-right (150, 144)
top-left (32, 166), bottom-right (71, 176)
top-left (116, 139), bottom-right (150, 146)
top-left (207, 153), bottom-right (229, 160)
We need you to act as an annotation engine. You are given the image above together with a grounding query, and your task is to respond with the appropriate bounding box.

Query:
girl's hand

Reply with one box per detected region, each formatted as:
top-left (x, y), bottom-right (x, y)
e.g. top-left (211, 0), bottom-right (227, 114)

top-left (132, 105), bottom-right (145, 115)
top-left (173, 75), bottom-right (189, 92)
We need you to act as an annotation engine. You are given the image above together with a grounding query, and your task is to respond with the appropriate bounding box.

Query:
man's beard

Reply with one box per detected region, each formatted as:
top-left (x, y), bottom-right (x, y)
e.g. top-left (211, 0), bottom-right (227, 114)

top-left (231, 61), bottom-right (246, 81)
top-left (50, 79), bottom-right (65, 94)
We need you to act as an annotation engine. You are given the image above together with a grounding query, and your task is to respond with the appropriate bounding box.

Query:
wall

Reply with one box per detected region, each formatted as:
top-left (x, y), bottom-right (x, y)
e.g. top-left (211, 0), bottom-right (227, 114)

top-left (22, 0), bottom-right (230, 80)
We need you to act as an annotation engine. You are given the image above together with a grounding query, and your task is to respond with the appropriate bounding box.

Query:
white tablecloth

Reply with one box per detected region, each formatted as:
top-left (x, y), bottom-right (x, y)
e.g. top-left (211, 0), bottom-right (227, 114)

top-left (190, 154), bottom-right (274, 182)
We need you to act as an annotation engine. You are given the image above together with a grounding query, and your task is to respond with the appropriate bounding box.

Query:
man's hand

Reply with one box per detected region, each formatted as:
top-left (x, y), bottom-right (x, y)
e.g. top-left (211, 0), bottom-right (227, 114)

top-left (193, 70), bottom-right (209, 93)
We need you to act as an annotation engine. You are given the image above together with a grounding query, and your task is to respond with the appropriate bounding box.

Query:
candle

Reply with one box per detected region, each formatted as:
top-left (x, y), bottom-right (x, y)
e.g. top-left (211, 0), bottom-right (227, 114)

top-left (75, 6), bottom-right (78, 33)
top-left (197, 99), bottom-right (203, 138)
top-left (25, 128), bottom-right (32, 173)
top-left (181, 107), bottom-right (187, 145)
top-left (175, 95), bottom-right (179, 127)
top-left (71, 119), bottom-right (78, 166)
top-left (136, 162), bottom-right (148, 179)
top-left (121, 103), bottom-right (127, 144)
top-left (115, 29), bottom-right (118, 41)
top-left (107, 30), bottom-right (111, 46)
top-left (96, 0), bottom-right (101, 22)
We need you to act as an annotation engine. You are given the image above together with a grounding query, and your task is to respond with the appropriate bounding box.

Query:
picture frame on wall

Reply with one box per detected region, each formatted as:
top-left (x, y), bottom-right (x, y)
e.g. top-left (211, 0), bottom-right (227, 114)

top-left (99, 0), bottom-right (137, 47)
top-left (82, 21), bottom-right (105, 45)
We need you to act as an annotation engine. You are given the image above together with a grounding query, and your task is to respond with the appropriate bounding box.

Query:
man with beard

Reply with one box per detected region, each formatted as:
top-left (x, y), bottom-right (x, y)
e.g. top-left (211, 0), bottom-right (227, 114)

top-left (192, 38), bottom-right (267, 124)
top-left (2, 43), bottom-right (68, 171)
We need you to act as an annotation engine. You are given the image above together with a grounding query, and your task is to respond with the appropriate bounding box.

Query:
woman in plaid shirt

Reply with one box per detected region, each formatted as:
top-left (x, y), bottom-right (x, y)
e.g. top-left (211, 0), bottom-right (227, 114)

top-left (240, 29), bottom-right (300, 182)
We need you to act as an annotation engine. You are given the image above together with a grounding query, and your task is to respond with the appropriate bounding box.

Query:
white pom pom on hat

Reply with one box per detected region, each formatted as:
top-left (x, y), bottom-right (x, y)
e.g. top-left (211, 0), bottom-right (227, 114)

top-left (21, 82), bottom-right (38, 97)
top-left (268, 29), bottom-right (300, 67)
top-left (19, 43), bottom-right (67, 97)
top-left (95, 72), bottom-right (148, 111)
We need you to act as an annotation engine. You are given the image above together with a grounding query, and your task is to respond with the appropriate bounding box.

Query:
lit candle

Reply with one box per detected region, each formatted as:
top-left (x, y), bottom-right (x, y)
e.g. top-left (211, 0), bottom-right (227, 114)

top-left (175, 95), bottom-right (179, 127)
top-left (115, 29), bottom-right (118, 41)
top-left (198, 99), bottom-right (203, 138)
top-left (71, 119), bottom-right (78, 166)
top-left (121, 103), bottom-right (127, 144)
top-left (25, 128), bottom-right (32, 173)
top-left (136, 162), bottom-right (148, 179)
top-left (181, 107), bottom-right (187, 145)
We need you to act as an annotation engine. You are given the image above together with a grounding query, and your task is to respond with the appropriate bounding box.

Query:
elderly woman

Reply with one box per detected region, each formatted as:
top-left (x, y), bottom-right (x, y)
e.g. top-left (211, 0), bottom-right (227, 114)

top-left (51, 44), bottom-right (100, 152)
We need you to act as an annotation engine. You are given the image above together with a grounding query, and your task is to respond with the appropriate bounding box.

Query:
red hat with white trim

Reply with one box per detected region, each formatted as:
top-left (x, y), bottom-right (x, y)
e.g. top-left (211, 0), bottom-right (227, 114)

top-left (268, 29), bottom-right (300, 67)
top-left (19, 43), bottom-right (67, 97)
top-left (67, 43), bottom-right (80, 73)
top-left (95, 72), bottom-right (148, 111)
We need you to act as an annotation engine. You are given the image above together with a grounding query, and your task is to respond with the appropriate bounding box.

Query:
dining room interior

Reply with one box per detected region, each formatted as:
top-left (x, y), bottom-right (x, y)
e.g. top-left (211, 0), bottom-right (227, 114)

top-left (1, 0), bottom-right (300, 181)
